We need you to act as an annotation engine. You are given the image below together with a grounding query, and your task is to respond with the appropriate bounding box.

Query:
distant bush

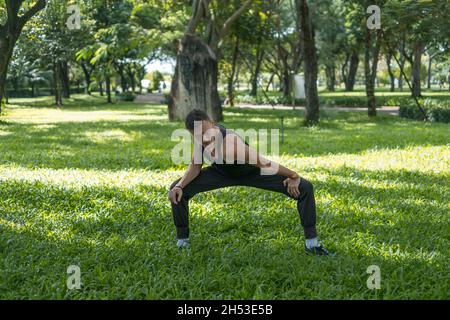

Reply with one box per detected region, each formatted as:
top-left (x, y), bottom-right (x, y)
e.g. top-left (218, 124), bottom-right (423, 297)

top-left (399, 99), bottom-right (450, 123)
top-left (116, 92), bottom-right (136, 102)
top-left (233, 93), bottom-right (416, 108)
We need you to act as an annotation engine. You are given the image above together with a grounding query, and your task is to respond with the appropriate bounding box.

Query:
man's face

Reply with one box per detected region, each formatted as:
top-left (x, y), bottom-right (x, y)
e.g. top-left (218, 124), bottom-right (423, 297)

top-left (191, 120), bottom-right (216, 147)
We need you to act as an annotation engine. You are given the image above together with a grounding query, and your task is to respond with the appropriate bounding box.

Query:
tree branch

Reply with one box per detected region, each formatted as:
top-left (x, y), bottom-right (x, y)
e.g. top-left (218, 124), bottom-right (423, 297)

top-left (6, 0), bottom-right (23, 29)
top-left (186, 0), bottom-right (208, 34)
top-left (219, 0), bottom-right (254, 39)
top-left (18, 0), bottom-right (47, 32)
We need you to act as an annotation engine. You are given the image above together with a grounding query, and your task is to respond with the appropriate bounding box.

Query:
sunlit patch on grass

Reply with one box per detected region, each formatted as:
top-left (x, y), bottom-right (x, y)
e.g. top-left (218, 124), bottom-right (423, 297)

top-left (83, 129), bottom-right (137, 143)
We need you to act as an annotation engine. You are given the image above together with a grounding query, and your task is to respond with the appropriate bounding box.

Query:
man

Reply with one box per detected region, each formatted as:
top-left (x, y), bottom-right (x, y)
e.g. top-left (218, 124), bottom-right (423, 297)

top-left (169, 110), bottom-right (329, 255)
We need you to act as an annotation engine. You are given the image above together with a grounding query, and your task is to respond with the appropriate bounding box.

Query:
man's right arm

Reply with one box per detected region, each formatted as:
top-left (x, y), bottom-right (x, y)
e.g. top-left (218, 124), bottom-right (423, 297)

top-left (169, 162), bottom-right (202, 204)
top-left (174, 162), bottom-right (202, 189)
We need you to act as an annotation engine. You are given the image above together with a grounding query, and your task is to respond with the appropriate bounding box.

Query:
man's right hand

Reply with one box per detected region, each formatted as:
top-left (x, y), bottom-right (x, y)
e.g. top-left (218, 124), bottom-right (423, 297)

top-left (169, 186), bottom-right (183, 204)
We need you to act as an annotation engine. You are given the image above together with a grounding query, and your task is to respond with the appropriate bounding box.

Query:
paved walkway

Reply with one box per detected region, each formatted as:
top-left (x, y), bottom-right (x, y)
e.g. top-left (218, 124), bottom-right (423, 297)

top-left (134, 94), bottom-right (400, 116)
top-left (134, 93), bottom-right (166, 104)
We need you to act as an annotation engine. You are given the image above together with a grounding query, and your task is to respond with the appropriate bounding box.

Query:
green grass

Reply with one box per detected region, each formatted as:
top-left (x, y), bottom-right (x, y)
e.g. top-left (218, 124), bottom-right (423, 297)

top-left (0, 95), bottom-right (449, 299)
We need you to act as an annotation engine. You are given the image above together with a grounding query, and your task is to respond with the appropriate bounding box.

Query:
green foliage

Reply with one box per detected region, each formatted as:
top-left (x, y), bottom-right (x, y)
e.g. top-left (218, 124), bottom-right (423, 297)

top-left (0, 95), bottom-right (449, 299)
top-left (232, 91), bottom-right (445, 108)
top-left (151, 71), bottom-right (164, 92)
top-left (116, 92), bottom-right (136, 102)
top-left (400, 99), bottom-right (450, 123)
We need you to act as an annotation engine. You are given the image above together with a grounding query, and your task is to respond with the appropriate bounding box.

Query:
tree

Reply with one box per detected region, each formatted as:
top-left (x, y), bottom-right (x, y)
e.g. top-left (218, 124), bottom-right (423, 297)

top-left (340, 1), bottom-right (364, 91)
top-left (0, 0), bottom-right (46, 113)
top-left (364, 12), bottom-right (381, 117)
top-left (151, 70), bottom-right (164, 92)
top-left (296, 0), bottom-right (320, 125)
top-left (38, 0), bottom-right (79, 105)
top-left (384, 0), bottom-right (450, 98)
top-left (168, 0), bottom-right (254, 122)
top-left (263, 0), bottom-right (303, 98)
top-left (316, 0), bottom-right (346, 92)
top-left (346, 0), bottom-right (383, 117)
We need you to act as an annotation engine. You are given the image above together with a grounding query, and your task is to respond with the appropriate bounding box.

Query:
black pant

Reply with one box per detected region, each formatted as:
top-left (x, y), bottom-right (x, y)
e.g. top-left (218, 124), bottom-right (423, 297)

top-left (170, 166), bottom-right (318, 240)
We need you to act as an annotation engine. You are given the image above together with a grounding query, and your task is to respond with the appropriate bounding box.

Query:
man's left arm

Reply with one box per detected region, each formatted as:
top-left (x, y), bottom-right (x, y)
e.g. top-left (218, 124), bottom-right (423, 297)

top-left (225, 134), bottom-right (301, 197)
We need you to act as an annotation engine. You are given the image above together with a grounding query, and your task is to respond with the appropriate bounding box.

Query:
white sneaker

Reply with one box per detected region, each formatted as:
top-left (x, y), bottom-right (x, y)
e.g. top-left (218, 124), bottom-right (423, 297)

top-left (177, 239), bottom-right (190, 249)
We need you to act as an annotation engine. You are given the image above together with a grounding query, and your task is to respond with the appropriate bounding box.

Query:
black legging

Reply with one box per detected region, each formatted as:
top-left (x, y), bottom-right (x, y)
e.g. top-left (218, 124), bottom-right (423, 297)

top-left (170, 166), bottom-right (318, 240)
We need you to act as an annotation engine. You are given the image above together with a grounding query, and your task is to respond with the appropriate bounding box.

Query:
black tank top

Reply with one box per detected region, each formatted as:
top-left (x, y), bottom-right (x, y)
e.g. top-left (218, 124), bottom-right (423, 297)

top-left (204, 124), bottom-right (260, 178)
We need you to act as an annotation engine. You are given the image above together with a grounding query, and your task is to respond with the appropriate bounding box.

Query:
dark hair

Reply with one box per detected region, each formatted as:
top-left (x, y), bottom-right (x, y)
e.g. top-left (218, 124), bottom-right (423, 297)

top-left (185, 109), bottom-right (211, 131)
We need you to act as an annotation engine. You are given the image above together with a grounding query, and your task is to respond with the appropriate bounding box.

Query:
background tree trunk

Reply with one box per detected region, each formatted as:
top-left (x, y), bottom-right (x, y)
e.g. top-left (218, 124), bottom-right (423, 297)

top-left (105, 76), bottom-right (112, 103)
top-left (325, 64), bottom-right (336, 91)
top-left (282, 69), bottom-right (291, 97)
top-left (99, 81), bottom-right (104, 96)
top-left (126, 65), bottom-right (136, 93)
top-left (168, 34), bottom-right (222, 122)
top-left (227, 37), bottom-right (240, 107)
top-left (297, 0), bottom-right (320, 125)
top-left (250, 42), bottom-right (264, 97)
top-left (345, 50), bottom-right (359, 91)
top-left (386, 52), bottom-right (396, 92)
top-left (412, 42), bottom-right (424, 98)
top-left (427, 54), bottom-right (433, 90)
top-left (116, 63), bottom-right (128, 93)
top-left (398, 54), bottom-right (405, 92)
top-left (59, 60), bottom-right (70, 99)
top-left (53, 62), bottom-right (62, 106)
top-left (81, 63), bottom-right (92, 95)
top-left (364, 29), bottom-right (381, 117)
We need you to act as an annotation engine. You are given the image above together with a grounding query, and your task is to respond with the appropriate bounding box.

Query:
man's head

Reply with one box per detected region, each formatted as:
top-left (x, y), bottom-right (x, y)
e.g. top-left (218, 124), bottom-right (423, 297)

top-left (185, 109), bottom-right (212, 132)
top-left (185, 109), bottom-right (217, 146)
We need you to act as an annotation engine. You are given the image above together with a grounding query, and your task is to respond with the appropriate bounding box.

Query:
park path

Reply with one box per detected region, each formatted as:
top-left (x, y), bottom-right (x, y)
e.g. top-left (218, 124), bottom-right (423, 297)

top-left (134, 93), bottom-right (400, 116)
top-left (134, 93), bottom-right (166, 104)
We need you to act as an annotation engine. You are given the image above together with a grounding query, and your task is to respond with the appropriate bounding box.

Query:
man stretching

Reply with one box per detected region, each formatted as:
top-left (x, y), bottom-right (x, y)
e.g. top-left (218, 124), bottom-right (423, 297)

top-left (169, 110), bottom-right (329, 255)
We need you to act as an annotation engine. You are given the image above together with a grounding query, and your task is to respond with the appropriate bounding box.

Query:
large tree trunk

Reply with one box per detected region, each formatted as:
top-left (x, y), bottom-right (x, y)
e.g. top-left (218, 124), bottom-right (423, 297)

top-left (364, 29), bottom-right (381, 117)
top-left (412, 42), bottom-right (424, 98)
top-left (0, 40), bottom-right (15, 114)
top-left (168, 34), bottom-right (222, 122)
top-left (0, 0), bottom-right (47, 113)
top-left (297, 0), bottom-right (320, 125)
top-left (345, 50), bottom-right (359, 91)
top-left (227, 37), bottom-right (240, 107)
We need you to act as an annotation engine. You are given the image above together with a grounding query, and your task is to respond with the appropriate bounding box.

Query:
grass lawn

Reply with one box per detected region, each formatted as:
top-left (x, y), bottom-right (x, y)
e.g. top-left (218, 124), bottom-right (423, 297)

top-left (0, 94), bottom-right (449, 299)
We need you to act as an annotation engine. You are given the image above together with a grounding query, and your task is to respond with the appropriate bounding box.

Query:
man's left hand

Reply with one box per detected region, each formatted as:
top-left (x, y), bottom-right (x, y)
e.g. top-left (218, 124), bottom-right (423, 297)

top-left (283, 176), bottom-right (301, 198)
